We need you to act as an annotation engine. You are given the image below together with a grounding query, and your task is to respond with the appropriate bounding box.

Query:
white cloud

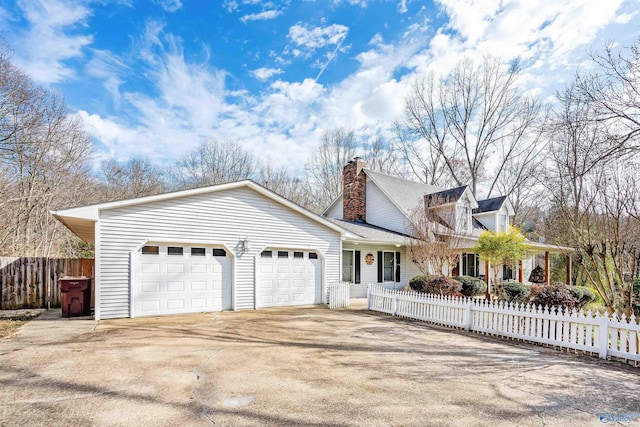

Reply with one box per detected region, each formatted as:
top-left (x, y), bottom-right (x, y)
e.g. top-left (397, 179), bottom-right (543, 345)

top-left (85, 49), bottom-right (129, 106)
top-left (288, 23), bottom-right (349, 51)
top-left (12, 0), bottom-right (93, 83)
top-left (251, 67), bottom-right (284, 81)
top-left (153, 0), bottom-right (183, 13)
top-left (397, 0), bottom-right (408, 13)
top-left (240, 10), bottom-right (282, 23)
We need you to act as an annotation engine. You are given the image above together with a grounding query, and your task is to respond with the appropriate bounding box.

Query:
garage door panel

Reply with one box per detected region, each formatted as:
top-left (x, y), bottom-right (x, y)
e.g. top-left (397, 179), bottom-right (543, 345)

top-left (142, 263), bottom-right (160, 274)
top-left (278, 265), bottom-right (289, 273)
top-left (191, 281), bottom-right (206, 291)
top-left (142, 281), bottom-right (160, 293)
top-left (277, 279), bottom-right (289, 288)
top-left (167, 263), bottom-right (184, 274)
top-left (167, 281), bottom-right (184, 292)
top-left (293, 265), bottom-right (305, 273)
top-left (191, 264), bottom-right (207, 274)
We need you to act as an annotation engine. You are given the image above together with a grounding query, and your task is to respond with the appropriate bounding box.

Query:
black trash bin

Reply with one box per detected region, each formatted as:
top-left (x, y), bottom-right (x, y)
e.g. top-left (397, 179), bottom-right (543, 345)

top-left (59, 277), bottom-right (92, 318)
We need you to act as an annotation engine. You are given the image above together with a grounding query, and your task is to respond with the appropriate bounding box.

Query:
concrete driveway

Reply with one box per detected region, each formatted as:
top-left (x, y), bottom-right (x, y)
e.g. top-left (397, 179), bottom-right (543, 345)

top-left (0, 303), bottom-right (639, 427)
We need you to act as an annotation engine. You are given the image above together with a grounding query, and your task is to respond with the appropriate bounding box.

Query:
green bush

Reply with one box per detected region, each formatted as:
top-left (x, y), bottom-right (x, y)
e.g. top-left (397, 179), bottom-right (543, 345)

top-left (409, 275), bottom-right (461, 296)
top-left (452, 275), bottom-right (487, 297)
top-left (566, 285), bottom-right (597, 310)
top-left (409, 275), bottom-right (427, 292)
top-left (530, 283), bottom-right (575, 311)
top-left (498, 280), bottom-right (530, 303)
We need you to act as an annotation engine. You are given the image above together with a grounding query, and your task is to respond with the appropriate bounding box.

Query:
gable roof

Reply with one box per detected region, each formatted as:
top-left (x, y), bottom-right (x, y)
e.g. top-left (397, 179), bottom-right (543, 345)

top-left (52, 180), bottom-right (346, 243)
top-left (425, 185), bottom-right (469, 207)
top-left (473, 196), bottom-right (514, 215)
top-left (363, 169), bottom-right (443, 216)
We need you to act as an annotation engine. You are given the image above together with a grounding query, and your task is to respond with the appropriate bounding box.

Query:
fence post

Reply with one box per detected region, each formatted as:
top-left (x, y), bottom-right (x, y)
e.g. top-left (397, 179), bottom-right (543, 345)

top-left (598, 314), bottom-right (609, 359)
top-left (465, 303), bottom-right (473, 331)
top-left (392, 293), bottom-right (398, 316)
top-left (367, 284), bottom-right (371, 310)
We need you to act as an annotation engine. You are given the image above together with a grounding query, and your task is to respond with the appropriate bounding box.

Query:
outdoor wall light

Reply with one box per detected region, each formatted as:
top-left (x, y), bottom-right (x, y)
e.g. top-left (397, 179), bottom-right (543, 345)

top-left (240, 237), bottom-right (250, 253)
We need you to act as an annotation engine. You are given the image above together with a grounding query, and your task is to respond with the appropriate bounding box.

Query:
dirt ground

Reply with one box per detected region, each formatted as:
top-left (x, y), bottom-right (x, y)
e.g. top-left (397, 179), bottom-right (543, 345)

top-left (0, 303), bottom-right (639, 426)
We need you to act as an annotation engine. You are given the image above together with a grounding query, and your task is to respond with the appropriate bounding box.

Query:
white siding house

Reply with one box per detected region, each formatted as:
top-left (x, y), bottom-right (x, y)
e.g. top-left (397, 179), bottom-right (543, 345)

top-left (53, 181), bottom-right (344, 320)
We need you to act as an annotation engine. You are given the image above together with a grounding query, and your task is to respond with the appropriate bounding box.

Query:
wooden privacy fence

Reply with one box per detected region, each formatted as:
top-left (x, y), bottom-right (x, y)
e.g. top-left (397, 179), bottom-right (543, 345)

top-left (328, 282), bottom-right (351, 309)
top-left (0, 257), bottom-right (94, 309)
top-left (368, 285), bottom-right (640, 364)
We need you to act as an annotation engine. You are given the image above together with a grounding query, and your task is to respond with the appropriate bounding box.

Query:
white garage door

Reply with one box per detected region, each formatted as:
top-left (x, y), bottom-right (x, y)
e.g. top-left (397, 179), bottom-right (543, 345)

top-left (257, 250), bottom-right (322, 308)
top-left (133, 244), bottom-right (232, 317)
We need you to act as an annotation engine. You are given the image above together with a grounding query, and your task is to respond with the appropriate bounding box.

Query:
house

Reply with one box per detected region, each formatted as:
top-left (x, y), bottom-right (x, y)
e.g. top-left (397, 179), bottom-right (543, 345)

top-left (322, 158), bottom-right (571, 297)
top-left (52, 181), bottom-right (346, 320)
top-left (52, 158), bottom-right (570, 320)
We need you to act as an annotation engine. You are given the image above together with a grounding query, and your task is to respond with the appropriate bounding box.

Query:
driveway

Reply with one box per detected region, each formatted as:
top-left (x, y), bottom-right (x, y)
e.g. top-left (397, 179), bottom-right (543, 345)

top-left (0, 303), bottom-right (639, 427)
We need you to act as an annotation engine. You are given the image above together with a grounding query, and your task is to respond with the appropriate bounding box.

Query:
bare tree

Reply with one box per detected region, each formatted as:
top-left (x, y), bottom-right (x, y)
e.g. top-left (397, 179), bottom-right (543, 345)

top-left (257, 160), bottom-right (315, 208)
top-left (98, 157), bottom-right (169, 202)
top-left (406, 195), bottom-right (468, 277)
top-left (0, 48), bottom-right (93, 257)
top-left (574, 39), bottom-right (640, 152)
top-left (545, 80), bottom-right (640, 316)
top-left (306, 128), bottom-right (402, 212)
top-left (400, 56), bottom-right (543, 197)
top-left (173, 139), bottom-right (257, 188)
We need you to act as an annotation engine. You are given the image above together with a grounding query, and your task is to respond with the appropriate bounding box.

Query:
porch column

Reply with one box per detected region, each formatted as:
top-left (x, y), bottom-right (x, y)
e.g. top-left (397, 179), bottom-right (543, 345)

top-left (518, 260), bottom-right (524, 283)
top-left (485, 261), bottom-right (490, 293)
top-left (458, 253), bottom-right (463, 277)
top-left (565, 255), bottom-right (572, 286)
top-left (544, 251), bottom-right (550, 285)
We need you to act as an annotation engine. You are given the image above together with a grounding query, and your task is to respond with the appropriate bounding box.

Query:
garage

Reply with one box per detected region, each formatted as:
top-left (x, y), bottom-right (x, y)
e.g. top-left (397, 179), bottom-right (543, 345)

top-left (133, 244), bottom-right (232, 317)
top-left (257, 249), bottom-right (322, 308)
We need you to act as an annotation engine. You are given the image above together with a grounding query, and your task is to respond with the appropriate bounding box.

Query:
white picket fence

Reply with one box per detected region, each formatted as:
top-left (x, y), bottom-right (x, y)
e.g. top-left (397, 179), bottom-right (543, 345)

top-left (328, 282), bottom-right (351, 309)
top-left (367, 285), bottom-right (640, 363)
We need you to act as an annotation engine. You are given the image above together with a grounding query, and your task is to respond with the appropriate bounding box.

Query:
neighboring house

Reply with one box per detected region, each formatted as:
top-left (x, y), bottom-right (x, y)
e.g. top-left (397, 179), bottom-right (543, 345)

top-left (322, 158), bottom-right (570, 297)
top-left (52, 181), bottom-right (346, 320)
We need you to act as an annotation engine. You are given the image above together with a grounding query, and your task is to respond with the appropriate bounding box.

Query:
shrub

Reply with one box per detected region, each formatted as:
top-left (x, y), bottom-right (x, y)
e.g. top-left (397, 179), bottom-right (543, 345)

top-left (409, 275), bottom-right (427, 292)
top-left (498, 280), bottom-right (530, 303)
top-left (409, 275), bottom-right (461, 296)
top-left (566, 286), bottom-right (597, 310)
top-left (422, 276), bottom-right (462, 296)
top-left (452, 275), bottom-right (487, 297)
top-left (530, 283), bottom-right (575, 311)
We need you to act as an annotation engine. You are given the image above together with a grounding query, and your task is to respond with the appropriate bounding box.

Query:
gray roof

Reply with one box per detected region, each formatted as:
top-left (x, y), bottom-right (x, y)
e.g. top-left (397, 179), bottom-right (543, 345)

top-left (426, 185), bottom-right (469, 207)
top-left (327, 218), bottom-right (409, 244)
top-left (364, 169), bottom-right (443, 216)
top-left (474, 196), bottom-right (507, 213)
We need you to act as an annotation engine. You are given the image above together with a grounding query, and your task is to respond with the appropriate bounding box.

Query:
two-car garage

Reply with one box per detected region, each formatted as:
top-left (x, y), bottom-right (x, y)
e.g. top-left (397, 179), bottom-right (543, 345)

top-left (133, 243), bottom-right (324, 317)
top-left (52, 180), bottom-right (344, 320)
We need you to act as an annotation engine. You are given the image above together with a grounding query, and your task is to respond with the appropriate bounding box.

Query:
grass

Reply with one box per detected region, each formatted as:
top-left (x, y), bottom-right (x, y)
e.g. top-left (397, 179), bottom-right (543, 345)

top-left (0, 314), bottom-right (40, 339)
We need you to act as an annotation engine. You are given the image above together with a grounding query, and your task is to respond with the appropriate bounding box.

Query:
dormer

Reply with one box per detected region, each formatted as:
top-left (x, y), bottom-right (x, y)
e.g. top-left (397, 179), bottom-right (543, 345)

top-left (425, 185), bottom-right (478, 234)
top-left (473, 196), bottom-right (514, 232)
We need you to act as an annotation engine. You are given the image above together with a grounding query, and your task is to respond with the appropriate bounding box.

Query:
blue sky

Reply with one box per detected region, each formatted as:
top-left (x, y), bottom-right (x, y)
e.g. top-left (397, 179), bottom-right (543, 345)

top-left (1, 0), bottom-right (639, 173)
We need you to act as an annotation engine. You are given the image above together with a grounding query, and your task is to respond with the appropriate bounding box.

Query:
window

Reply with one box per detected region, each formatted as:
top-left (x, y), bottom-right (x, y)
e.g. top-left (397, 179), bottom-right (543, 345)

top-left (503, 264), bottom-right (516, 280)
top-left (308, 252), bottom-right (318, 259)
top-left (261, 250), bottom-right (272, 258)
top-left (462, 253), bottom-right (479, 277)
top-left (212, 248), bottom-right (226, 257)
top-left (383, 252), bottom-right (395, 282)
top-left (167, 246), bottom-right (183, 256)
top-left (277, 251), bottom-right (288, 258)
top-left (293, 251), bottom-right (304, 259)
top-left (500, 213), bottom-right (509, 232)
top-left (141, 246), bottom-right (159, 255)
top-left (458, 205), bottom-right (471, 233)
top-left (191, 247), bottom-right (206, 256)
top-left (342, 250), bottom-right (354, 282)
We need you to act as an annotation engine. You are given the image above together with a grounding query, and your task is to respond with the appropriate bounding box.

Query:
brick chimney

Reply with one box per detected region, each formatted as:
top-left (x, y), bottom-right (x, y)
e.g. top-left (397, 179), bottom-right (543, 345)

top-left (343, 157), bottom-right (367, 222)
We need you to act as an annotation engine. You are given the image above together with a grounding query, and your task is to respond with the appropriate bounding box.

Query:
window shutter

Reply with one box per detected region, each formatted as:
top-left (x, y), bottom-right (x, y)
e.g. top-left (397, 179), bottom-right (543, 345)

top-left (377, 251), bottom-right (383, 283)
top-left (395, 251), bottom-right (401, 282)
top-left (354, 250), bottom-right (361, 284)
top-left (475, 255), bottom-right (479, 278)
top-left (462, 253), bottom-right (467, 276)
